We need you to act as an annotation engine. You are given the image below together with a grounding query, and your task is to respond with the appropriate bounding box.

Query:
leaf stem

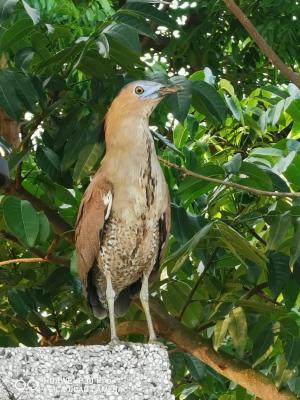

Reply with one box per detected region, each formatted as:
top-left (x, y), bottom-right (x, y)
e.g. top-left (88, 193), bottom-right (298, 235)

top-left (159, 157), bottom-right (300, 198)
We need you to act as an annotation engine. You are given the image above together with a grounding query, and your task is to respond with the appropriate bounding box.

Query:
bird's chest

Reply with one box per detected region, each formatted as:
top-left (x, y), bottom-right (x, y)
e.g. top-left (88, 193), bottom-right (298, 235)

top-left (97, 215), bottom-right (160, 293)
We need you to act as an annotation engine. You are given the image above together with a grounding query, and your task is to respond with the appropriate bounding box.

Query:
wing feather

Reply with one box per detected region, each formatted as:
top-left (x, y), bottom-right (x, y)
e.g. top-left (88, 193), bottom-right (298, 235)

top-left (75, 173), bottom-right (113, 288)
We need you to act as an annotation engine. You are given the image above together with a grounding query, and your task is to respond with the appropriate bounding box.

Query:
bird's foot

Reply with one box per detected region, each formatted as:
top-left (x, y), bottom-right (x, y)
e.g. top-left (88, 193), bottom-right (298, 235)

top-left (148, 337), bottom-right (166, 349)
top-left (109, 336), bottom-right (121, 347)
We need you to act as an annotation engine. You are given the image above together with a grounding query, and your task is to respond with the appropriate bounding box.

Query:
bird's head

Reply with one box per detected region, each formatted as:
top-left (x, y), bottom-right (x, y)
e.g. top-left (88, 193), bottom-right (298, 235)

top-left (112, 80), bottom-right (182, 118)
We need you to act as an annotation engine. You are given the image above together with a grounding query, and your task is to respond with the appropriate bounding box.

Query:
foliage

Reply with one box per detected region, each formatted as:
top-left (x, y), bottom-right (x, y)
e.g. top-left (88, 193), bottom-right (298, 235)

top-left (0, 0), bottom-right (300, 399)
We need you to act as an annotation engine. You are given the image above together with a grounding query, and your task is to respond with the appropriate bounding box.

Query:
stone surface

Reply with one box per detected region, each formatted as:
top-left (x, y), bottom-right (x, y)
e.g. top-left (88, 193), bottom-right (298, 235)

top-left (0, 343), bottom-right (174, 400)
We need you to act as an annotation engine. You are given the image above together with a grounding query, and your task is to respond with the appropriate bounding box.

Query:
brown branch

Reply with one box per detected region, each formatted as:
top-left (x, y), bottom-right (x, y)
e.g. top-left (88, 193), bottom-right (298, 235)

top-left (58, 300), bottom-right (296, 400)
top-left (244, 282), bottom-right (269, 299)
top-left (0, 257), bottom-right (46, 267)
top-left (159, 157), bottom-right (300, 198)
top-left (0, 230), bottom-right (70, 267)
top-left (4, 182), bottom-right (75, 244)
top-left (223, 0), bottom-right (300, 88)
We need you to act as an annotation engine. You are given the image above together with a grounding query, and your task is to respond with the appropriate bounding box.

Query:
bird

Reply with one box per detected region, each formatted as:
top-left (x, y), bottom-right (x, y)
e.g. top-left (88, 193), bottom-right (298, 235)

top-left (75, 80), bottom-right (182, 343)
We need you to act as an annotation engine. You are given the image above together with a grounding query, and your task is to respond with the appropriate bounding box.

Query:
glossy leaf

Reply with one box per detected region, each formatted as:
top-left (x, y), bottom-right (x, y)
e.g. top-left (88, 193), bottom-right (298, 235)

top-left (73, 143), bottom-right (103, 183)
top-left (22, 0), bottom-right (40, 24)
top-left (0, 18), bottom-right (33, 51)
top-left (163, 223), bottom-right (213, 273)
top-left (213, 318), bottom-right (229, 351)
top-left (228, 307), bottom-right (247, 356)
top-left (36, 146), bottom-right (61, 182)
top-left (3, 196), bottom-right (39, 247)
top-left (267, 211), bottom-right (291, 251)
top-left (0, 70), bottom-right (38, 120)
top-left (267, 251), bottom-right (291, 299)
top-left (191, 80), bottom-right (227, 124)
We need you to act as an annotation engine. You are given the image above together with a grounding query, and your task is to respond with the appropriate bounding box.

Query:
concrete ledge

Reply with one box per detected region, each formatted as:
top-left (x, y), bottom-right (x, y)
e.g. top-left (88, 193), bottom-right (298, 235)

top-left (0, 343), bottom-right (174, 400)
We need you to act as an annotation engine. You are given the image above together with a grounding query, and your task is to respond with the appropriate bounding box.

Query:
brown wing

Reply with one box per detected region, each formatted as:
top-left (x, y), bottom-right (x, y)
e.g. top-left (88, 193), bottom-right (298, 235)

top-left (158, 193), bottom-right (171, 263)
top-left (75, 173), bottom-right (113, 289)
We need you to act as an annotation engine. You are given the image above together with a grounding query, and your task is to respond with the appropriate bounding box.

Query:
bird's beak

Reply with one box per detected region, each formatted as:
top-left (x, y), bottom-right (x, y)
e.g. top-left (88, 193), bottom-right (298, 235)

top-left (157, 84), bottom-right (183, 97)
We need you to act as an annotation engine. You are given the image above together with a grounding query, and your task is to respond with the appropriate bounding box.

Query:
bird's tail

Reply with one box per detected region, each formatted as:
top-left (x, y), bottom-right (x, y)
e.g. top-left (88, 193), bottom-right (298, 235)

top-left (87, 269), bottom-right (107, 319)
top-left (114, 279), bottom-right (142, 317)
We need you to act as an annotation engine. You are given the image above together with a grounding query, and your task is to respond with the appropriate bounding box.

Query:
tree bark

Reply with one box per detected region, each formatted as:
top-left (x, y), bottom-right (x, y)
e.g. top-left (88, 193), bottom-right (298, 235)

top-left (223, 0), bottom-right (300, 89)
top-left (73, 300), bottom-right (297, 400)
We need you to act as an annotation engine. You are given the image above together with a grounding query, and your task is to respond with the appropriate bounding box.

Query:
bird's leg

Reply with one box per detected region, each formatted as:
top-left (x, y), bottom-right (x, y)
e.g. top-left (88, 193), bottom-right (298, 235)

top-left (140, 271), bottom-right (156, 342)
top-left (104, 270), bottom-right (119, 345)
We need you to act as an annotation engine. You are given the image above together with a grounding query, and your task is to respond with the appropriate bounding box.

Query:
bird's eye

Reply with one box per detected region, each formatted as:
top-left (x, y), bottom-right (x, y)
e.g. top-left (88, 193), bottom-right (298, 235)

top-left (135, 86), bottom-right (144, 95)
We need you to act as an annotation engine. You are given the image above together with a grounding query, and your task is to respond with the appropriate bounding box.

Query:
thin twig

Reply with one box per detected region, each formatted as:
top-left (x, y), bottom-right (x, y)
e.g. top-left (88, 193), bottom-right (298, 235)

top-left (223, 0), bottom-right (300, 88)
top-left (159, 157), bottom-right (300, 198)
top-left (244, 282), bottom-right (268, 299)
top-left (0, 230), bottom-right (70, 267)
top-left (179, 250), bottom-right (218, 320)
top-left (0, 257), bottom-right (46, 267)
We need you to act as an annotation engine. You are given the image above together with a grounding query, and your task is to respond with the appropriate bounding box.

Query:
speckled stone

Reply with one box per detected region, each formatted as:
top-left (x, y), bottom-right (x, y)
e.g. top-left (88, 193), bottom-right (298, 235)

top-left (0, 344), bottom-right (174, 400)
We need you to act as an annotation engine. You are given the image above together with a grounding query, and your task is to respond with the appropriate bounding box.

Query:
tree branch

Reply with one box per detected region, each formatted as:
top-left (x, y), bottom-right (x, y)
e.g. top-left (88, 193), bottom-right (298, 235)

top-left (223, 0), bottom-right (300, 88)
top-left (0, 230), bottom-right (70, 267)
top-left (179, 249), bottom-right (217, 320)
top-left (159, 157), bottom-right (300, 198)
top-left (58, 300), bottom-right (296, 400)
top-left (0, 257), bottom-right (46, 267)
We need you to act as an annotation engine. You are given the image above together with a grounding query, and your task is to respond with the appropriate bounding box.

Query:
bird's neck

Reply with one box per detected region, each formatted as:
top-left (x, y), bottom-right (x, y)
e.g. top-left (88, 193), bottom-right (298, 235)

top-left (104, 110), bottom-right (153, 159)
top-left (101, 111), bottom-right (160, 185)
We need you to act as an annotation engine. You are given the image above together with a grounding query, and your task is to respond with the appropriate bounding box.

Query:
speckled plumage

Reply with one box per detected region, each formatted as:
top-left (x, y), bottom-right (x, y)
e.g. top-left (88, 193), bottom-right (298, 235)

top-left (94, 214), bottom-right (160, 305)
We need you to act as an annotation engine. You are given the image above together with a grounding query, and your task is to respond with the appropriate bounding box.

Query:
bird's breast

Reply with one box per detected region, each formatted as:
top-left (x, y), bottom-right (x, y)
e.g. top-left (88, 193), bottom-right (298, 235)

top-left (96, 214), bottom-right (160, 296)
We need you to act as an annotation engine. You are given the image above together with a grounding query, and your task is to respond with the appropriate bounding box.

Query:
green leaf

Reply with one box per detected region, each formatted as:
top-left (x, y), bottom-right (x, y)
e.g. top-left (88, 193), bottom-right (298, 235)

top-left (178, 164), bottom-right (224, 204)
top-left (152, 130), bottom-right (183, 155)
top-left (163, 223), bottom-right (213, 273)
top-left (239, 162), bottom-right (273, 191)
top-left (119, 2), bottom-right (176, 28)
top-left (171, 203), bottom-right (207, 244)
top-left (224, 153), bottom-right (242, 174)
top-left (14, 328), bottom-right (38, 346)
top-left (106, 35), bottom-right (143, 74)
top-left (174, 384), bottom-right (199, 399)
top-left (267, 211), bottom-right (291, 251)
top-left (270, 99), bottom-right (285, 126)
top-left (224, 94), bottom-right (244, 122)
top-left (0, 18), bottom-right (33, 51)
top-left (43, 267), bottom-right (72, 293)
top-left (3, 196), bottom-right (39, 247)
top-left (70, 250), bottom-right (78, 275)
top-left (191, 80), bottom-right (227, 124)
top-left (78, 50), bottom-right (113, 79)
top-left (36, 146), bottom-right (61, 182)
top-left (73, 143), bottom-right (103, 183)
top-left (22, 0), bottom-right (40, 24)
top-left (216, 221), bottom-right (267, 270)
top-left (284, 336), bottom-right (300, 369)
top-left (173, 123), bottom-right (189, 149)
top-left (0, 70), bottom-right (38, 120)
top-left (228, 307), bottom-right (247, 356)
top-left (162, 281), bottom-right (190, 316)
top-left (7, 147), bottom-right (31, 171)
top-left (114, 13), bottom-right (157, 39)
top-left (37, 213), bottom-right (50, 243)
top-left (284, 153), bottom-right (300, 188)
top-left (104, 22), bottom-right (141, 54)
top-left (166, 76), bottom-right (191, 123)
top-left (251, 324), bottom-right (275, 367)
top-left (267, 251), bottom-right (291, 299)
top-left (0, 0), bottom-right (18, 20)
top-left (8, 289), bottom-right (32, 317)
top-left (184, 353), bottom-right (206, 381)
top-left (213, 317), bottom-right (229, 351)
top-left (286, 99), bottom-right (300, 122)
